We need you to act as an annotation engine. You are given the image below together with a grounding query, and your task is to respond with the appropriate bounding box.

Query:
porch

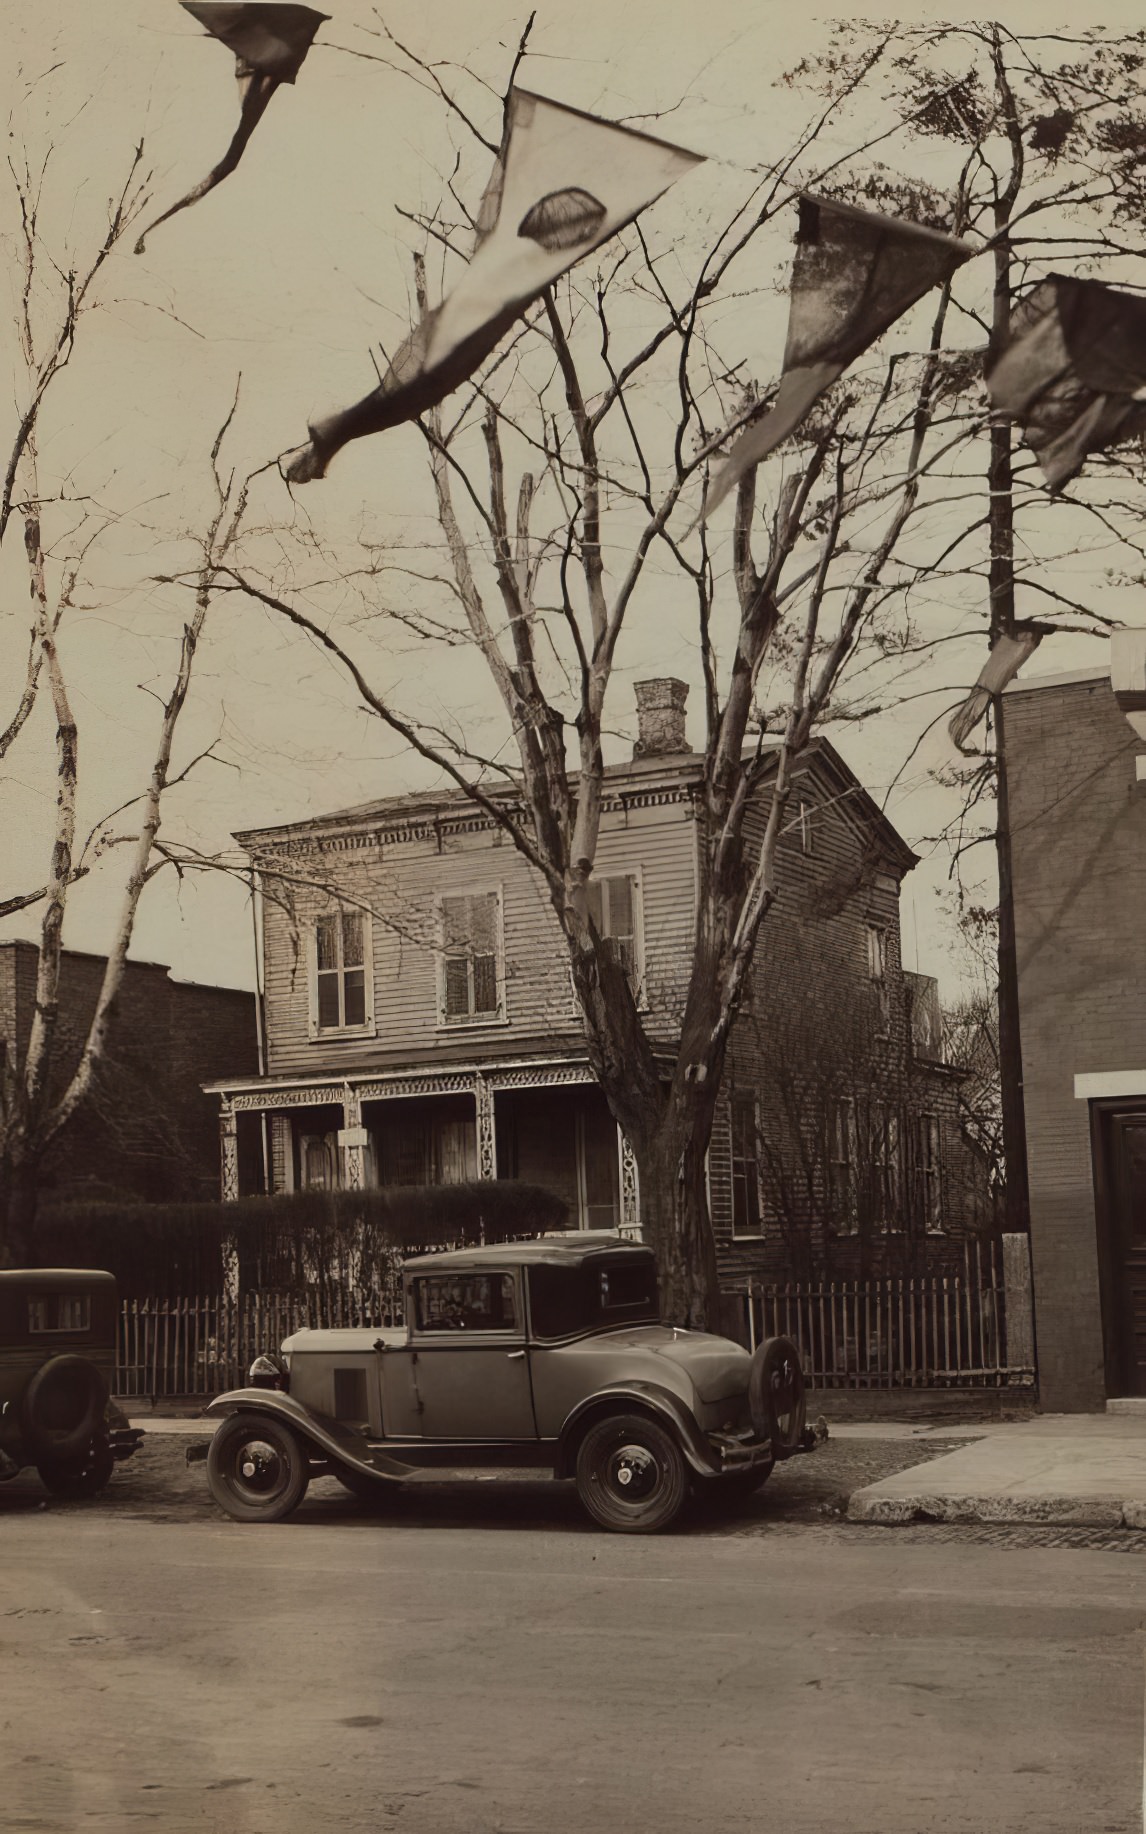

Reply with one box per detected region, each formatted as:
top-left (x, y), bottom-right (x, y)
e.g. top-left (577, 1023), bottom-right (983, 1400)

top-left (207, 1059), bottom-right (641, 1237)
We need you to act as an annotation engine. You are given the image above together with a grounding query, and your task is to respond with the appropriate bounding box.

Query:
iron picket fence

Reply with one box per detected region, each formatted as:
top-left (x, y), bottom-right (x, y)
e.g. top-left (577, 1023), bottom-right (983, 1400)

top-left (729, 1242), bottom-right (1035, 1389)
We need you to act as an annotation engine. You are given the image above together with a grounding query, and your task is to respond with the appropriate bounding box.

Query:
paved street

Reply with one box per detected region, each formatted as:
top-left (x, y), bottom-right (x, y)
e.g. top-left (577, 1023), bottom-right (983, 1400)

top-left (4, 1474), bottom-right (1146, 1834)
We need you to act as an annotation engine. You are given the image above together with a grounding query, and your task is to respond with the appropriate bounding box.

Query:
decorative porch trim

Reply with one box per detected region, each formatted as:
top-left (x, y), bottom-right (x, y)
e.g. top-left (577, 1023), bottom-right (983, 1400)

top-left (219, 1101), bottom-right (239, 1202)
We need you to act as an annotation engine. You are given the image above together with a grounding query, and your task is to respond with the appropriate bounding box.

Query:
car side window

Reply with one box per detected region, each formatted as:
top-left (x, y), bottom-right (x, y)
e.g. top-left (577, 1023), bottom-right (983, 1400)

top-left (28, 1293), bottom-right (91, 1333)
top-left (414, 1272), bottom-right (518, 1334)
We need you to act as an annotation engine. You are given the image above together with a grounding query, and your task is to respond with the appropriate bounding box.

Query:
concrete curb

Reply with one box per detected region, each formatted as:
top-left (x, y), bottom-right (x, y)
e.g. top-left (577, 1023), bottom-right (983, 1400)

top-left (847, 1491), bottom-right (1138, 1529)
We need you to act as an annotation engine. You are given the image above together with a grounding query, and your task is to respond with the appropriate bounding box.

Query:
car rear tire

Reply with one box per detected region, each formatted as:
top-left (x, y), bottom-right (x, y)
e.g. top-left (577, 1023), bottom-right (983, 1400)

top-left (206, 1414), bottom-right (310, 1523)
top-left (575, 1412), bottom-right (689, 1534)
top-left (20, 1356), bottom-right (108, 1463)
top-left (38, 1441), bottom-right (115, 1500)
top-left (748, 1336), bottom-right (807, 1456)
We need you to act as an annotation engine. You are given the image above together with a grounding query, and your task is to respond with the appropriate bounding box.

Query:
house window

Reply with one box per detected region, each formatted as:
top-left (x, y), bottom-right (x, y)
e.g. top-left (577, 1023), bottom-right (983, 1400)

top-left (920, 1113), bottom-right (943, 1232)
top-left (871, 1103), bottom-right (902, 1231)
top-left (866, 923), bottom-right (890, 1035)
top-left (587, 873), bottom-right (642, 994)
top-left (439, 890), bottom-right (503, 1025)
top-left (830, 1098), bottom-right (859, 1234)
top-left (799, 800), bottom-right (814, 855)
top-left (730, 1092), bottom-right (763, 1238)
top-left (312, 909), bottom-right (372, 1035)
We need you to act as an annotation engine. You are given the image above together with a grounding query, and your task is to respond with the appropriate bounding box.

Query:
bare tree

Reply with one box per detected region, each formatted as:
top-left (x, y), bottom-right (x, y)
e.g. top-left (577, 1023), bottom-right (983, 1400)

top-left (198, 28), bottom-right (1001, 1326)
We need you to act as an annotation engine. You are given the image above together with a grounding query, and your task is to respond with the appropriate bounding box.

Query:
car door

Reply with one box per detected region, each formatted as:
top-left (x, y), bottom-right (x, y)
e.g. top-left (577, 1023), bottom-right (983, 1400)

top-left (394, 1268), bottom-right (536, 1441)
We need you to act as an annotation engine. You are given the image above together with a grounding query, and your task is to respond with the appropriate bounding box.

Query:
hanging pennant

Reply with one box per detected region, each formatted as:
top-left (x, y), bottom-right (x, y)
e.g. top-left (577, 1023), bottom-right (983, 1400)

top-left (987, 275), bottom-right (1146, 491)
top-left (281, 89), bottom-right (703, 482)
top-left (135, 3), bottom-right (329, 255)
top-left (703, 195), bottom-right (974, 519)
top-left (948, 623), bottom-right (1048, 752)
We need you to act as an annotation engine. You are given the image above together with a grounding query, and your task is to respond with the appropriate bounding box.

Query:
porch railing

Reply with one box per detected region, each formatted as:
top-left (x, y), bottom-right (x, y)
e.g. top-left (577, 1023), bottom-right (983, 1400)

top-left (728, 1239), bottom-right (1036, 1389)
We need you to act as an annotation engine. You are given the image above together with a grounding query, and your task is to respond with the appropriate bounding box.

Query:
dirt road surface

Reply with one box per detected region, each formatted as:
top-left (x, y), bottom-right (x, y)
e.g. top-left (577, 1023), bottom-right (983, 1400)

top-left (3, 1458), bottom-right (1145, 1834)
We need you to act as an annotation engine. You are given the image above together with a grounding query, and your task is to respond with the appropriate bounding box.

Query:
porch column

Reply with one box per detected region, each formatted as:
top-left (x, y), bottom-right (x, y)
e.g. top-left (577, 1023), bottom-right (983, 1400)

top-left (618, 1127), bottom-right (641, 1239)
top-left (219, 1099), bottom-right (239, 1202)
top-left (339, 1085), bottom-right (368, 1191)
top-left (474, 1075), bottom-right (497, 1179)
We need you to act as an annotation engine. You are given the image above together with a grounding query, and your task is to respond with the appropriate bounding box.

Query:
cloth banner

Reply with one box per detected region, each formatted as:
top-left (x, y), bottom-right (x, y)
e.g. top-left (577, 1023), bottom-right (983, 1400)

top-left (987, 275), bottom-right (1146, 491)
top-left (704, 195), bottom-right (973, 518)
top-left (948, 624), bottom-right (1046, 751)
top-left (135, 3), bottom-right (329, 254)
top-left (282, 88), bottom-right (703, 482)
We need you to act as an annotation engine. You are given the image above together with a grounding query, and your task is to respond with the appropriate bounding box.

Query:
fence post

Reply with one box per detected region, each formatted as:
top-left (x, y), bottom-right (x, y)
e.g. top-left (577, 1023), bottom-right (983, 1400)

top-left (1001, 1232), bottom-right (1036, 1381)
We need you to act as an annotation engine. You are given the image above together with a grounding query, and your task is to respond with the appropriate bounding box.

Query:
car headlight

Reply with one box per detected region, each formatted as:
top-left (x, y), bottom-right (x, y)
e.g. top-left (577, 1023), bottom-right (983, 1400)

top-left (248, 1352), bottom-right (288, 1391)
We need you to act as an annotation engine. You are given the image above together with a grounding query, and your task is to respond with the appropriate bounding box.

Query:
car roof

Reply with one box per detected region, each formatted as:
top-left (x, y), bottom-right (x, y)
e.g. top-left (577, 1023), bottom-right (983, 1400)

top-left (402, 1234), bottom-right (655, 1274)
top-left (0, 1268), bottom-right (116, 1290)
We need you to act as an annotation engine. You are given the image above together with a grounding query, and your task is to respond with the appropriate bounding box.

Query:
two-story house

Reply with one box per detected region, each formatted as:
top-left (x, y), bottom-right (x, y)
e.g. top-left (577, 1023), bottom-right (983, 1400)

top-left (207, 680), bottom-right (980, 1278)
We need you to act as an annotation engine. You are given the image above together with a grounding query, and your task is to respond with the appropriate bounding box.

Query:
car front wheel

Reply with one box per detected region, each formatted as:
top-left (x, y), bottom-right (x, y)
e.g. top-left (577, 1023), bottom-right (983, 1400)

top-left (575, 1412), bottom-right (689, 1534)
top-left (207, 1414), bottom-right (310, 1523)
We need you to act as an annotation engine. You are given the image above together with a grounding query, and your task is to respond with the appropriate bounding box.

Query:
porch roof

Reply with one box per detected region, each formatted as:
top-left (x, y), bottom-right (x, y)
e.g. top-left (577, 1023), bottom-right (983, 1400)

top-left (204, 1053), bottom-right (674, 1106)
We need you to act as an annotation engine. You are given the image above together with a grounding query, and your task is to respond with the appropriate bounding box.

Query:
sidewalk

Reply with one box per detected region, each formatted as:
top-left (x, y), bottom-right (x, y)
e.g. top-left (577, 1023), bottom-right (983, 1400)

top-left (847, 1411), bottom-right (1146, 1529)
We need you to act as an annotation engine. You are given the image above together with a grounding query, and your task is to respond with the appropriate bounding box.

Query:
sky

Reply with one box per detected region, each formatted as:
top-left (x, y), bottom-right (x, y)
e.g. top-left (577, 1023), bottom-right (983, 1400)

top-left (2, 0), bottom-right (1141, 1004)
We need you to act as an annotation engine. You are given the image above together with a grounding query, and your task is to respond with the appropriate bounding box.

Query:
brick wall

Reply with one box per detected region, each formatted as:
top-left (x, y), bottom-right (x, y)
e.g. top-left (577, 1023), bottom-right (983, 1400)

top-left (0, 943), bottom-right (258, 1206)
top-left (1006, 671), bottom-right (1146, 1411)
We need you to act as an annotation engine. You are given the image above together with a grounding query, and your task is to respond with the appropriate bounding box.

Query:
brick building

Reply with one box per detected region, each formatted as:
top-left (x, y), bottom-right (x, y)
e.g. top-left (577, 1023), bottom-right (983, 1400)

top-left (0, 943), bottom-right (259, 1207)
top-left (207, 681), bottom-right (985, 1281)
top-left (1006, 645), bottom-right (1146, 1410)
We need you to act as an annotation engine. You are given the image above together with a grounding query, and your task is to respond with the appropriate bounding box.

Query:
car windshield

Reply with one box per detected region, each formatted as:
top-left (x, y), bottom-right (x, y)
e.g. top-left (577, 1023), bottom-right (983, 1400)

top-left (528, 1255), bottom-right (659, 1339)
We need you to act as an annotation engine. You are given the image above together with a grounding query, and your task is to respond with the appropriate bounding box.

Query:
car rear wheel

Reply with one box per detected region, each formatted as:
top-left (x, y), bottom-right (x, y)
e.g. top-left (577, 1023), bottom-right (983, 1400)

top-left (575, 1412), bottom-right (689, 1534)
top-left (207, 1414), bottom-right (310, 1523)
top-left (38, 1440), bottom-right (115, 1500)
top-left (20, 1356), bottom-right (108, 1463)
top-left (748, 1336), bottom-right (807, 1456)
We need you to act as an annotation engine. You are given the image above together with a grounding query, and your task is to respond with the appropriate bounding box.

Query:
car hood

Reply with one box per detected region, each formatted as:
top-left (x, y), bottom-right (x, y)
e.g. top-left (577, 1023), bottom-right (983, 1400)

top-left (591, 1325), bottom-right (752, 1403)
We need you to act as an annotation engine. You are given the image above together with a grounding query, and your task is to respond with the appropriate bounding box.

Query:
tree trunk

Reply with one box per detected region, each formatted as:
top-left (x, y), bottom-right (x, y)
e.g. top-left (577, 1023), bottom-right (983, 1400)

top-left (632, 1107), bottom-right (721, 1330)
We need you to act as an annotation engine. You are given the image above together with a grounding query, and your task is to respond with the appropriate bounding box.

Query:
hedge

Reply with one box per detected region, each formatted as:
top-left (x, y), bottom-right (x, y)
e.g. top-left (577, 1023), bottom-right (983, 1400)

top-left (36, 1181), bottom-right (570, 1296)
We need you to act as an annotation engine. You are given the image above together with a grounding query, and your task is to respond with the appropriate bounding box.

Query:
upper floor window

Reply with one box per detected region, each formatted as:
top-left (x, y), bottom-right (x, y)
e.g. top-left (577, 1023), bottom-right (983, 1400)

top-left (731, 1092), bottom-right (763, 1238)
top-left (311, 909), bottom-right (373, 1037)
top-left (587, 873), bottom-right (643, 995)
top-left (798, 800), bottom-right (814, 855)
top-left (866, 923), bottom-right (890, 1035)
top-left (439, 890), bottom-right (504, 1025)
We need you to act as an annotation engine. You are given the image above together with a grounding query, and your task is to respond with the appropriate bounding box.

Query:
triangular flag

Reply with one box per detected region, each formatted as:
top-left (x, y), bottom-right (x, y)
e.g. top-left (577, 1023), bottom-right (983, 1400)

top-left (282, 89), bottom-right (703, 483)
top-left (948, 624), bottom-right (1047, 752)
top-left (135, 3), bottom-right (329, 254)
top-left (703, 195), bottom-right (974, 519)
top-left (987, 275), bottom-right (1146, 491)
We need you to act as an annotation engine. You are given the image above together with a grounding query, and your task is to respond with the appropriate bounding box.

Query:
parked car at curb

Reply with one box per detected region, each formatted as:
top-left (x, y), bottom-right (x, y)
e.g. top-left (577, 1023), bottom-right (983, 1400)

top-left (0, 1269), bottom-right (143, 1497)
top-left (195, 1234), bottom-right (811, 1533)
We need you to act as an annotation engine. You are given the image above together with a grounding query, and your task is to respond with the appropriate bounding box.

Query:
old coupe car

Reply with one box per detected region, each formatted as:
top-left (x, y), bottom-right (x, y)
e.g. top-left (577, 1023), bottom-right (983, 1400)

top-left (201, 1234), bottom-right (809, 1533)
top-left (1, 1269), bottom-right (143, 1497)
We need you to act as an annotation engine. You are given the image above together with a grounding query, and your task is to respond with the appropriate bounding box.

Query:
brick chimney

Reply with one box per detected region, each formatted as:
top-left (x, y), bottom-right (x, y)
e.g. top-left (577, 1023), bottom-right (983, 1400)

top-left (633, 678), bottom-right (689, 758)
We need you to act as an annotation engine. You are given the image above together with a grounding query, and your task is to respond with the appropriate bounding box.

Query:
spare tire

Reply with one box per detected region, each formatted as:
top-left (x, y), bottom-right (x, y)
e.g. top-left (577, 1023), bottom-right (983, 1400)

top-left (20, 1356), bottom-right (108, 1463)
top-left (748, 1336), bottom-right (806, 1457)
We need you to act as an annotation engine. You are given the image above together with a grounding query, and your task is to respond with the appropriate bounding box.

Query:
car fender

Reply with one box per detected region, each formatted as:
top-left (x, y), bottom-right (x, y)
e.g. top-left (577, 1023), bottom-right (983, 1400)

top-left (204, 1389), bottom-right (414, 1486)
top-left (553, 1381), bottom-right (717, 1481)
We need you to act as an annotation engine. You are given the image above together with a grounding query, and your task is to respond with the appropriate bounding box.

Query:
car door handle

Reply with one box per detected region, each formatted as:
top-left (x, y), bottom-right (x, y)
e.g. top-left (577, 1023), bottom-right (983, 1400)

top-left (506, 1350), bottom-right (526, 1361)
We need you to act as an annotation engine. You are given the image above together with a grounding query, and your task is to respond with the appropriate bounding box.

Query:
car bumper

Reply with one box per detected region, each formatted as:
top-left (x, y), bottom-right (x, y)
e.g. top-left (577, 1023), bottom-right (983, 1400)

top-left (706, 1428), bottom-right (774, 1473)
top-left (109, 1425), bottom-right (145, 1463)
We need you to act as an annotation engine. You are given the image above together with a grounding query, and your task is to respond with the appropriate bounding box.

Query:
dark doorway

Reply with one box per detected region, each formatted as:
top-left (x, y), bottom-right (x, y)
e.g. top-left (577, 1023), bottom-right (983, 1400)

top-left (1092, 1101), bottom-right (1146, 1397)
